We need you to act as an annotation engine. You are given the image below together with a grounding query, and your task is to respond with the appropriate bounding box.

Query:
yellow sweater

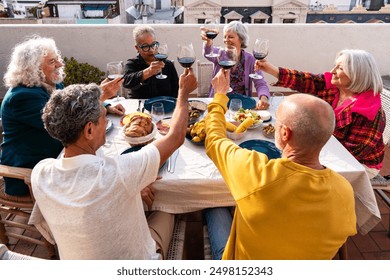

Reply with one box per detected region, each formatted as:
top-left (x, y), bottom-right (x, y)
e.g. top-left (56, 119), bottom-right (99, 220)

top-left (205, 94), bottom-right (357, 260)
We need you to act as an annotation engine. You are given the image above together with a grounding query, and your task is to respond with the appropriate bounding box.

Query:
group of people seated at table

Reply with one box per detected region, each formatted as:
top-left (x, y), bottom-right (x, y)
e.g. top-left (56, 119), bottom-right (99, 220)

top-left (0, 21), bottom-right (387, 260)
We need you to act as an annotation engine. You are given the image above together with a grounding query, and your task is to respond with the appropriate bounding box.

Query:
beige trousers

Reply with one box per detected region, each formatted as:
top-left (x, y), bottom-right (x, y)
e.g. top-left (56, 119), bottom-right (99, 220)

top-left (146, 211), bottom-right (174, 260)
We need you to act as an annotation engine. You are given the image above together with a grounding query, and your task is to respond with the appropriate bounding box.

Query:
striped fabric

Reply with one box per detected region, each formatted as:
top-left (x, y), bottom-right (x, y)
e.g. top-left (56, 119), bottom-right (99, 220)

top-left (275, 67), bottom-right (385, 168)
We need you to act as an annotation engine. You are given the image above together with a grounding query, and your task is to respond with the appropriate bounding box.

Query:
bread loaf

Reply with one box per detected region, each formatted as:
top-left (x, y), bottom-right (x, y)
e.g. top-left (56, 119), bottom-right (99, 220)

top-left (124, 114), bottom-right (153, 137)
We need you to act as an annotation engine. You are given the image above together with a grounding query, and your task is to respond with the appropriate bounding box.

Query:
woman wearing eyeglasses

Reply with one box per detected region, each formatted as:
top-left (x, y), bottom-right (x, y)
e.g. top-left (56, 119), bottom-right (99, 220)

top-left (123, 25), bottom-right (179, 99)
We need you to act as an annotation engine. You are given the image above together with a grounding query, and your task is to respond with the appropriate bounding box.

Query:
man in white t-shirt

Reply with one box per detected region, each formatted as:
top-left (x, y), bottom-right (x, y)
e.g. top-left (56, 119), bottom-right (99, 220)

top-left (31, 68), bottom-right (197, 260)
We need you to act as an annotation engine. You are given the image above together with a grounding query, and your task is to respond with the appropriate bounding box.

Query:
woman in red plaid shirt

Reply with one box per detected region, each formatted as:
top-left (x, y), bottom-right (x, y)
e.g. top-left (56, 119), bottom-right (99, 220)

top-left (255, 49), bottom-right (385, 179)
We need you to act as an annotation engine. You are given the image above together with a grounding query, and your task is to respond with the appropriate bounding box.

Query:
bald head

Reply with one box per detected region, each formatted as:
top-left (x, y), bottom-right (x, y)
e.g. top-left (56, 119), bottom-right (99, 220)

top-left (276, 94), bottom-right (335, 151)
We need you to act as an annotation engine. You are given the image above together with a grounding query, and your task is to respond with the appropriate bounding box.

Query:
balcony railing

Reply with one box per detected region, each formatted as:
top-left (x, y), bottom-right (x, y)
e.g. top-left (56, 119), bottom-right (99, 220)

top-left (0, 23), bottom-right (389, 97)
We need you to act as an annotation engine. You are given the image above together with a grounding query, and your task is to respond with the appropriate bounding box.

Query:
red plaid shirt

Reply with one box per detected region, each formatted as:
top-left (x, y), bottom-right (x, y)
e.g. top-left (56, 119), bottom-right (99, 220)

top-left (275, 67), bottom-right (385, 169)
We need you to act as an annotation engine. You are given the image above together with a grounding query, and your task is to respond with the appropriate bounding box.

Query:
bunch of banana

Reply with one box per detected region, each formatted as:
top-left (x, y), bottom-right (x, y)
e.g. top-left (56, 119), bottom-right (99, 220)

top-left (187, 119), bottom-right (206, 142)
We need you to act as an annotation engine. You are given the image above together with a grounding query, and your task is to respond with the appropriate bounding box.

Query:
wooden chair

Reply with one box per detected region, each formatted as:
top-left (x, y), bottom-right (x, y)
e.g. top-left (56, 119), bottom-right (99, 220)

top-left (0, 243), bottom-right (41, 260)
top-left (0, 164), bottom-right (56, 258)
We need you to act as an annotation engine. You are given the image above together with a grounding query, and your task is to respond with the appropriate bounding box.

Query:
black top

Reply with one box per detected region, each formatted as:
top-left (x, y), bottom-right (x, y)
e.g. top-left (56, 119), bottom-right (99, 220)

top-left (123, 55), bottom-right (179, 99)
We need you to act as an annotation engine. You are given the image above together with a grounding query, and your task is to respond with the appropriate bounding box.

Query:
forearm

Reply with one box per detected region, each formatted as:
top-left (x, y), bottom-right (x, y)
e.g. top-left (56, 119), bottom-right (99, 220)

top-left (275, 68), bottom-right (326, 94)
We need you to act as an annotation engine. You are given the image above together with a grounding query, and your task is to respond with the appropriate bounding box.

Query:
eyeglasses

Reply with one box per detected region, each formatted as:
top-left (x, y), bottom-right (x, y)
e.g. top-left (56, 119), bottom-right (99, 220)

top-left (137, 41), bottom-right (159, 52)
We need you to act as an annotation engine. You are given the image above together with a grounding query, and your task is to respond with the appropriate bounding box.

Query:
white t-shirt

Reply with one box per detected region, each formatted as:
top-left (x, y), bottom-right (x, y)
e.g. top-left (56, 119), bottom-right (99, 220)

top-left (31, 145), bottom-right (161, 260)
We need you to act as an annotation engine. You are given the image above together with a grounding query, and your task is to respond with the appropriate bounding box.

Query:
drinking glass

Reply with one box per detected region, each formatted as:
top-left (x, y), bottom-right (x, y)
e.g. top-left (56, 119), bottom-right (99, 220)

top-left (228, 98), bottom-right (242, 120)
top-left (271, 92), bottom-right (284, 109)
top-left (151, 102), bottom-right (165, 122)
top-left (217, 45), bottom-right (238, 93)
top-left (249, 39), bottom-right (269, 80)
top-left (203, 19), bottom-right (219, 58)
top-left (106, 61), bottom-right (124, 101)
top-left (177, 43), bottom-right (196, 69)
top-left (154, 43), bottom-right (168, 79)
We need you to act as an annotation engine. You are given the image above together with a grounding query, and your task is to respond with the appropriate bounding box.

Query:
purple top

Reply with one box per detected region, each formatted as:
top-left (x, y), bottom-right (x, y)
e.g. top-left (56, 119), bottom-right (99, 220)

top-left (203, 44), bottom-right (270, 99)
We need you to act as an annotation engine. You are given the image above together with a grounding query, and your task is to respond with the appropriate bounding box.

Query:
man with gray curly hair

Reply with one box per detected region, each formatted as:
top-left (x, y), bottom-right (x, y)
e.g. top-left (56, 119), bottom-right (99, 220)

top-left (1, 36), bottom-right (124, 197)
top-left (31, 68), bottom-right (197, 260)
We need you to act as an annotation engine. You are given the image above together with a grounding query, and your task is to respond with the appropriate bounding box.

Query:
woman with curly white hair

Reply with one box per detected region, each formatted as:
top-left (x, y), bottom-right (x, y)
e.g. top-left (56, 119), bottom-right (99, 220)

top-left (0, 36), bottom-right (124, 197)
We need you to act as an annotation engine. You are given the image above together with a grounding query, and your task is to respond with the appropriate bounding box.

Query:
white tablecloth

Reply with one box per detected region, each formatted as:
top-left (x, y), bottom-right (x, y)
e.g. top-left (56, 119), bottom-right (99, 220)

top-left (104, 97), bottom-right (381, 235)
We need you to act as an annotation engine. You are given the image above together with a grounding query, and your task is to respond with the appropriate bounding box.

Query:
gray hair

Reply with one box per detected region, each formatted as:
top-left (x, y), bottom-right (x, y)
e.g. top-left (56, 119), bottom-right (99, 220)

top-left (42, 84), bottom-right (102, 147)
top-left (223, 21), bottom-right (249, 48)
top-left (4, 35), bottom-right (64, 88)
top-left (336, 49), bottom-right (383, 95)
top-left (133, 25), bottom-right (156, 45)
top-left (279, 94), bottom-right (335, 150)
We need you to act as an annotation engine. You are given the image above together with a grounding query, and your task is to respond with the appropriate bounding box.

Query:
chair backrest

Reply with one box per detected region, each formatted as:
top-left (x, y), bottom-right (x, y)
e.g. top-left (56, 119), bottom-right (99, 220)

top-left (196, 60), bottom-right (213, 97)
top-left (0, 164), bottom-right (56, 258)
top-left (381, 88), bottom-right (390, 146)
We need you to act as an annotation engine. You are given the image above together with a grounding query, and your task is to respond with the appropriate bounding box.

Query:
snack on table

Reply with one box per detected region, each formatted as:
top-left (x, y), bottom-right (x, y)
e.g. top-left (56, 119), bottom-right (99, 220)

top-left (123, 114), bottom-right (153, 137)
top-left (187, 119), bottom-right (206, 143)
top-left (233, 109), bottom-right (262, 125)
top-left (262, 123), bottom-right (275, 138)
top-left (156, 119), bottom-right (170, 135)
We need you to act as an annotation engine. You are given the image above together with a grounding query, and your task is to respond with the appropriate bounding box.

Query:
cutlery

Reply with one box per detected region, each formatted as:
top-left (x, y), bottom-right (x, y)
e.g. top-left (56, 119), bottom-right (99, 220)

top-left (168, 149), bottom-right (179, 173)
top-left (136, 100), bottom-right (141, 112)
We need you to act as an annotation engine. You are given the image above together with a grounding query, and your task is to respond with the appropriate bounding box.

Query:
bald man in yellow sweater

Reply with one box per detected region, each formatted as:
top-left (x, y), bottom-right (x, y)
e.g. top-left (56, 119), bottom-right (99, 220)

top-left (204, 69), bottom-right (357, 260)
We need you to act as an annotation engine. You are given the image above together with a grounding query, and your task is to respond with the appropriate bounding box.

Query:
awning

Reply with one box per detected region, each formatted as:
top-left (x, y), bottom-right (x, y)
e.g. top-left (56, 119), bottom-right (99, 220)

top-left (173, 6), bottom-right (184, 18)
top-left (126, 6), bottom-right (140, 19)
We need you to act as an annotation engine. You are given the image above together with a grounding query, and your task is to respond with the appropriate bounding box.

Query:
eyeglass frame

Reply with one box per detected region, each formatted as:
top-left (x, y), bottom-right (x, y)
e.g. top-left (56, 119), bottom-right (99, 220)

top-left (137, 41), bottom-right (160, 52)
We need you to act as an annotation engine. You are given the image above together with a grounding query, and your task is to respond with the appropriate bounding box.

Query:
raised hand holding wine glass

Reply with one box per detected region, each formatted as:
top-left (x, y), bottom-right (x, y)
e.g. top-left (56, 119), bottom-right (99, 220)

top-left (154, 43), bottom-right (169, 79)
top-left (249, 38), bottom-right (269, 79)
top-left (217, 45), bottom-right (238, 93)
top-left (177, 43), bottom-right (196, 69)
top-left (203, 18), bottom-right (219, 58)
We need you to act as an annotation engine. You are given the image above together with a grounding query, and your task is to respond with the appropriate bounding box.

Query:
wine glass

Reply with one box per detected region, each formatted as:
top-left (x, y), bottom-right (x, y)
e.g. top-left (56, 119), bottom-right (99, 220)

top-left (154, 43), bottom-right (168, 79)
top-left (106, 61), bottom-right (124, 101)
top-left (151, 102), bottom-right (165, 122)
top-left (228, 98), bottom-right (242, 120)
top-left (203, 18), bottom-right (219, 58)
top-left (271, 92), bottom-right (284, 109)
top-left (177, 43), bottom-right (196, 69)
top-left (217, 45), bottom-right (238, 93)
top-left (249, 39), bottom-right (269, 80)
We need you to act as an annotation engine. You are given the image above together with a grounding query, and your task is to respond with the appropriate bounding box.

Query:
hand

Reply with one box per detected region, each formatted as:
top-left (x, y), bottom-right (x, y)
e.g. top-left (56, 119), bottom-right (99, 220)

top-left (100, 77), bottom-right (123, 101)
top-left (255, 59), bottom-right (279, 79)
top-left (211, 69), bottom-right (230, 94)
top-left (140, 185), bottom-right (156, 211)
top-left (179, 68), bottom-right (197, 96)
top-left (148, 61), bottom-right (164, 76)
top-left (106, 104), bottom-right (125, 116)
top-left (256, 96), bottom-right (270, 110)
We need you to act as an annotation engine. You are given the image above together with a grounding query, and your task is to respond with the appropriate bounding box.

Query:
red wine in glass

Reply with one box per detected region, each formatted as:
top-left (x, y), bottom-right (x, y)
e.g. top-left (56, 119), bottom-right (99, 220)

top-left (154, 53), bottom-right (168, 62)
top-left (218, 60), bottom-right (236, 70)
top-left (205, 31), bottom-right (218, 40)
top-left (178, 57), bottom-right (195, 68)
top-left (253, 52), bottom-right (267, 60)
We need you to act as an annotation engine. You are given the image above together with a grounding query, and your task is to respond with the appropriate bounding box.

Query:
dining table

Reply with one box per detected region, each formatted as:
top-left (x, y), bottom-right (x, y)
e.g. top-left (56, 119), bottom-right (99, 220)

top-left (103, 96), bottom-right (381, 236)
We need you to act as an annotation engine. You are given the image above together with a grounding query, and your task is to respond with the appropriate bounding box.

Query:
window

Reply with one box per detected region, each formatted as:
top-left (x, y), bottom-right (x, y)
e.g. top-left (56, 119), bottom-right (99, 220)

top-left (198, 19), bottom-right (205, 24)
top-left (254, 19), bottom-right (266, 24)
top-left (227, 18), bottom-right (239, 23)
top-left (283, 18), bottom-right (295, 23)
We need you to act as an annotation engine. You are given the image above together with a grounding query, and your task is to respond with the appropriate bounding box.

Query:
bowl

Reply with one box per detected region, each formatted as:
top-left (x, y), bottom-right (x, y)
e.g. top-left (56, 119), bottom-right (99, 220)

top-left (122, 122), bottom-right (157, 146)
top-left (226, 121), bottom-right (247, 141)
top-left (262, 123), bottom-right (275, 139)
